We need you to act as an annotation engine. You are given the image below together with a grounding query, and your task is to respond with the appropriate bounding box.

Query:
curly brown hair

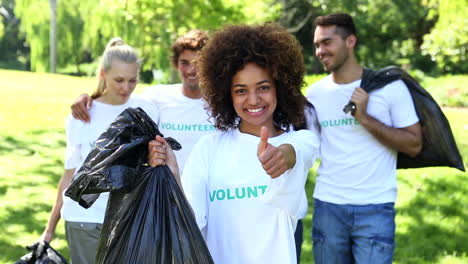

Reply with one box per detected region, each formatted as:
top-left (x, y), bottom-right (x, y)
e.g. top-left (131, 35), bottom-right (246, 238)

top-left (198, 23), bottom-right (306, 131)
top-left (170, 29), bottom-right (208, 67)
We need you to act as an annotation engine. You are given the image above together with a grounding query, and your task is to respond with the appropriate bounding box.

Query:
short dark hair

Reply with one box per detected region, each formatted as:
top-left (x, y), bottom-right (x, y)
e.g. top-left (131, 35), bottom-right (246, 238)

top-left (314, 13), bottom-right (357, 40)
top-left (198, 23), bottom-right (307, 131)
top-left (170, 29), bottom-right (208, 67)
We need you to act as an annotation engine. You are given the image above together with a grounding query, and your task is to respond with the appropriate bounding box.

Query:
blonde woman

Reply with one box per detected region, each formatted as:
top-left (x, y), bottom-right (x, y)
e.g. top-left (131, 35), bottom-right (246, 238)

top-left (39, 38), bottom-right (159, 264)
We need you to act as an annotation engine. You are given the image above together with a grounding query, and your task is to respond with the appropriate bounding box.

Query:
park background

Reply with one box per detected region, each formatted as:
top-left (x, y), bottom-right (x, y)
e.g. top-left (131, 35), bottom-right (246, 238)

top-left (0, 0), bottom-right (467, 263)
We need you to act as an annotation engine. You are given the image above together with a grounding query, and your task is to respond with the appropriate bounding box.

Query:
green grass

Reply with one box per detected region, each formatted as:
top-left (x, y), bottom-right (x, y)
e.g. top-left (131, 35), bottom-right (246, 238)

top-left (0, 69), bottom-right (467, 263)
top-left (421, 75), bottom-right (468, 107)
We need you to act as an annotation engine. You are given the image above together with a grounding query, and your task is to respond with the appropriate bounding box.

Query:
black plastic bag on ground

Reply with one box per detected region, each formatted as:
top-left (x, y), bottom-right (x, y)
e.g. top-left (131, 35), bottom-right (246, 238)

top-left (14, 241), bottom-right (68, 264)
top-left (343, 66), bottom-right (465, 171)
top-left (65, 107), bottom-right (214, 264)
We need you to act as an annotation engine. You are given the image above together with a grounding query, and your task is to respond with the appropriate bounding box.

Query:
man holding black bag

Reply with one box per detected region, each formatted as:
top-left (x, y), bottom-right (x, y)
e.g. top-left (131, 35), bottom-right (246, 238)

top-left (306, 13), bottom-right (422, 264)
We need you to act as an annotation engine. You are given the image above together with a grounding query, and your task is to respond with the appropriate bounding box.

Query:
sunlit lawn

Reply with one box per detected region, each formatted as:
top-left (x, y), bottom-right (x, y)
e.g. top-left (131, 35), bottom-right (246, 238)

top-left (0, 69), bottom-right (467, 263)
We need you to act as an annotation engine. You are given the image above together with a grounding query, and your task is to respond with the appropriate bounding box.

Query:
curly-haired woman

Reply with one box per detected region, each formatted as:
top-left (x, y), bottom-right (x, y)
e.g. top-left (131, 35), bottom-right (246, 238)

top-left (149, 23), bottom-right (319, 264)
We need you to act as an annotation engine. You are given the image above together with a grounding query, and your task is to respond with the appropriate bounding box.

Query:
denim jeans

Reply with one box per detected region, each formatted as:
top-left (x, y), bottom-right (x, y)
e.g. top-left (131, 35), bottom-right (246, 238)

top-left (295, 219), bottom-right (303, 263)
top-left (312, 199), bottom-right (395, 264)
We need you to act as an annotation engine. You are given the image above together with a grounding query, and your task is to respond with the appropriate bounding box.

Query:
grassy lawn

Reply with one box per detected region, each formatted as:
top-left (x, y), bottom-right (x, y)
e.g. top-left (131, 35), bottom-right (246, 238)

top-left (0, 69), bottom-right (467, 263)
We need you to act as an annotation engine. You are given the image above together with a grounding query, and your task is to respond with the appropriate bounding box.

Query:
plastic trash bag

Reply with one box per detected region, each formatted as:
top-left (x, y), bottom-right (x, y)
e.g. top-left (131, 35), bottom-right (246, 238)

top-left (14, 241), bottom-right (68, 264)
top-left (65, 107), bottom-right (214, 264)
top-left (343, 66), bottom-right (465, 171)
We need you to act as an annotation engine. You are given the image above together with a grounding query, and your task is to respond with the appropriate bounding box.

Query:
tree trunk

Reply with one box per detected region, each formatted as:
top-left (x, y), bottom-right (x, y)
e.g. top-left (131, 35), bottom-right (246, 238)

top-left (49, 0), bottom-right (57, 73)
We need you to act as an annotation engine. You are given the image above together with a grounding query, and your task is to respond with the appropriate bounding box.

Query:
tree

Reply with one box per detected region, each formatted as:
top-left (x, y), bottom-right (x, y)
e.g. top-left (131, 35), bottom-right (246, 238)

top-left (276, 0), bottom-right (321, 73)
top-left (78, 0), bottom-right (247, 82)
top-left (15, 0), bottom-right (88, 72)
top-left (14, 0), bottom-right (247, 78)
top-left (49, 0), bottom-right (56, 73)
top-left (15, 0), bottom-right (49, 71)
top-left (275, 0), bottom-right (439, 74)
top-left (421, 0), bottom-right (468, 74)
top-left (0, 0), bottom-right (29, 69)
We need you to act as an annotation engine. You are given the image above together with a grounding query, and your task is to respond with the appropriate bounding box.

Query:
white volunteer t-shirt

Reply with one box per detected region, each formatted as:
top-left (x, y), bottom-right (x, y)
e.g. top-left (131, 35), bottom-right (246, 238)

top-left (63, 95), bottom-right (159, 223)
top-left (182, 129), bottom-right (319, 264)
top-left (142, 84), bottom-right (216, 172)
top-left (306, 75), bottom-right (418, 204)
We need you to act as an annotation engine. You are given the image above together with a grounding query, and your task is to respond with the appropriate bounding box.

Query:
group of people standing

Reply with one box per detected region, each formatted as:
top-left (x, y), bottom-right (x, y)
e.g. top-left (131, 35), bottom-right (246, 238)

top-left (40, 12), bottom-right (422, 264)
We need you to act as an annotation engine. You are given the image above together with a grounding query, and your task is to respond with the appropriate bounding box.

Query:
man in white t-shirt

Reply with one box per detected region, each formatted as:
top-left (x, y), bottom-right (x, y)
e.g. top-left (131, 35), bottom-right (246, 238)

top-left (306, 13), bottom-right (422, 263)
top-left (139, 29), bottom-right (215, 172)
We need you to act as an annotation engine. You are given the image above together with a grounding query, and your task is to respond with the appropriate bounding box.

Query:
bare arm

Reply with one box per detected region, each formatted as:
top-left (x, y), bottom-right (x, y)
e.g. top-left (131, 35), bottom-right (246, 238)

top-left (71, 94), bottom-right (93, 122)
top-left (352, 87), bottom-right (422, 157)
top-left (40, 168), bottom-right (75, 242)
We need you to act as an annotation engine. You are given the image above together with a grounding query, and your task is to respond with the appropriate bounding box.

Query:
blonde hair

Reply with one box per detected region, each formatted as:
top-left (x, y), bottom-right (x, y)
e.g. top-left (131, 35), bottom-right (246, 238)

top-left (92, 37), bottom-right (141, 99)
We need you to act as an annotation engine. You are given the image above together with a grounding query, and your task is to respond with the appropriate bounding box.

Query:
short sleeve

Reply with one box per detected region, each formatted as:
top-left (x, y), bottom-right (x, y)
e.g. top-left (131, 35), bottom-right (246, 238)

top-left (64, 115), bottom-right (82, 170)
top-left (131, 95), bottom-right (160, 124)
top-left (304, 103), bottom-right (320, 136)
top-left (141, 84), bottom-right (170, 106)
top-left (387, 80), bottom-right (419, 128)
top-left (141, 85), bottom-right (159, 105)
top-left (305, 84), bottom-right (315, 103)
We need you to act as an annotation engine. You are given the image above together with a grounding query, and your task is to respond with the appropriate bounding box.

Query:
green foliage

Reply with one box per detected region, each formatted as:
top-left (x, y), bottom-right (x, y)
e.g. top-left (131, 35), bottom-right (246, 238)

top-left (0, 18), bottom-right (4, 39)
top-left (56, 1), bottom-right (84, 73)
top-left (303, 73), bottom-right (326, 91)
top-left (15, 0), bottom-right (105, 72)
top-left (0, 0), bottom-right (29, 68)
top-left (14, 0), bottom-right (50, 71)
top-left (9, 0), bottom-right (466, 77)
top-left (230, 0), bottom-right (282, 23)
top-left (276, 0), bottom-right (441, 73)
top-left (421, 0), bottom-right (468, 74)
top-left (275, 0), bottom-right (320, 73)
top-left (14, 0), bottom-right (247, 78)
top-left (91, 0), bottom-right (246, 81)
top-left (421, 75), bottom-right (468, 107)
top-left (1, 70), bottom-right (467, 264)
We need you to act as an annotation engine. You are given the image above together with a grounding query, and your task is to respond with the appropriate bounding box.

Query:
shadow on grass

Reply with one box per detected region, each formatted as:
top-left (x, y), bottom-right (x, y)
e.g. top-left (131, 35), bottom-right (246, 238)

top-left (394, 172), bottom-right (468, 263)
top-left (0, 202), bottom-right (67, 261)
top-left (2, 161), bottom-right (63, 191)
top-left (0, 129), bottom-right (68, 261)
top-left (0, 240), bottom-right (28, 263)
top-left (0, 130), bottom-right (66, 156)
top-left (0, 130), bottom-right (65, 190)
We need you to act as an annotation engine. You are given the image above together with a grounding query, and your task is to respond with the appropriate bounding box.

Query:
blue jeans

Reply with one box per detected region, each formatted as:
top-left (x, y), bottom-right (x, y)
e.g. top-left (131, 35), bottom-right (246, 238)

top-left (312, 199), bottom-right (395, 264)
top-left (295, 219), bottom-right (303, 263)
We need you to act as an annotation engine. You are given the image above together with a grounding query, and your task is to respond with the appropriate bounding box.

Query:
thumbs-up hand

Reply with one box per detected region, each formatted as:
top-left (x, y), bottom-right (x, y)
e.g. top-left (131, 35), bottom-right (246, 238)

top-left (257, 126), bottom-right (290, 179)
top-left (257, 126), bottom-right (269, 157)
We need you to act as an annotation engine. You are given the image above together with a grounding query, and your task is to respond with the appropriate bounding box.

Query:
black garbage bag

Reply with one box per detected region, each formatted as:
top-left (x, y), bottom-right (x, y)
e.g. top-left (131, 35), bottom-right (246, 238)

top-left (14, 241), bottom-right (68, 264)
top-left (343, 66), bottom-right (465, 171)
top-left (65, 107), bottom-right (214, 264)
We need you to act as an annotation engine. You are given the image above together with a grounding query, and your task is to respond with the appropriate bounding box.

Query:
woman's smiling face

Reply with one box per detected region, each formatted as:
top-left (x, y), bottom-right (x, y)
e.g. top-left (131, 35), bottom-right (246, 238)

top-left (230, 63), bottom-right (277, 136)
